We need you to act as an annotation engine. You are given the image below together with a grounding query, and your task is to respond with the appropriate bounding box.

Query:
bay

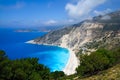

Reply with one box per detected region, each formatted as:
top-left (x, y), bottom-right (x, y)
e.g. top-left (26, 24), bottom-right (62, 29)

top-left (0, 28), bottom-right (69, 71)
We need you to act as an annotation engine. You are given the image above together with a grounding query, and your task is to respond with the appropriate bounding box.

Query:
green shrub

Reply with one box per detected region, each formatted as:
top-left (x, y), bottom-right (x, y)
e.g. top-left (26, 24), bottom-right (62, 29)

top-left (76, 48), bottom-right (120, 77)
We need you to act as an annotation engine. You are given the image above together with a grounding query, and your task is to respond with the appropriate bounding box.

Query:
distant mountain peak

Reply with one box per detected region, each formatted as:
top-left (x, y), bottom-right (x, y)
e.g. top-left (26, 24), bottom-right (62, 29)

top-left (91, 10), bottom-right (120, 23)
top-left (32, 10), bottom-right (120, 52)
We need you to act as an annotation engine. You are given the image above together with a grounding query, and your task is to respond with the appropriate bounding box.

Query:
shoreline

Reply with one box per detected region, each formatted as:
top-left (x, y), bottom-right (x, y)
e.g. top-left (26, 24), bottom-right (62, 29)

top-left (26, 40), bottom-right (79, 75)
top-left (62, 48), bottom-right (79, 75)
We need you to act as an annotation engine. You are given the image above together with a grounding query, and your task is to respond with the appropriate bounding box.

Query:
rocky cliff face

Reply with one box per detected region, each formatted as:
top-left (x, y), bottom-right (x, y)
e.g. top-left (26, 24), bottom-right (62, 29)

top-left (33, 11), bottom-right (120, 52)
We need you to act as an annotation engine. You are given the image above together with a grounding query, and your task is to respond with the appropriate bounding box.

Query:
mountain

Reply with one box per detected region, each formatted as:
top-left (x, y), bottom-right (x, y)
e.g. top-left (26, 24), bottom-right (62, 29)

top-left (32, 10), bottom-right (120, 53)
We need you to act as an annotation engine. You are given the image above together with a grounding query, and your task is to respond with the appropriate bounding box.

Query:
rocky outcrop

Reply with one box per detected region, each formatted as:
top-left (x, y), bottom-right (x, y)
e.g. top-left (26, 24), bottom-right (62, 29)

top-left (33, 10), bottom-right (120, 52)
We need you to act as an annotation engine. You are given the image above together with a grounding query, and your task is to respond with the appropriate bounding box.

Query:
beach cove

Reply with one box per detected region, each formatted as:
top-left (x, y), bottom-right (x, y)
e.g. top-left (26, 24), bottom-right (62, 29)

top-left (0, 28), bottom-right (70, 72)
top-left (26, 40), bottom-right (79, 75)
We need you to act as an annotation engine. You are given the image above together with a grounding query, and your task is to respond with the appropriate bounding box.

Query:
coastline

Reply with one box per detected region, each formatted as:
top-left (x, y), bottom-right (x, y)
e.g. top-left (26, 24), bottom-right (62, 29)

top-left (26, 40), bottom-right (79, 75)
top-left (62, 48), bottom-right (79, 75)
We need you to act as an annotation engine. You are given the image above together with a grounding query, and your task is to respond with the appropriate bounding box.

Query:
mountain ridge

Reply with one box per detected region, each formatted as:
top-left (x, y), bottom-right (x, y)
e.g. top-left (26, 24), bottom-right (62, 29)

top-left (32, 10), bottom-right (120, 53)
top-left (26, 10), bottom-right (120, 75)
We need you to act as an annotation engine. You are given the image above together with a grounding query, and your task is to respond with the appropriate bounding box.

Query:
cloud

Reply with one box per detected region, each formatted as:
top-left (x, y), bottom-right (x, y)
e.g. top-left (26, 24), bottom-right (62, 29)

top-left (43, 19), bottom-right (76, 26)
top-left (94, 8), bottom-right (112, 15)
top-left (68, 19), bottom-right (75, 23)
top-left (101, 15), bottom-right (111, 20)
top-left (44, 20), bottom-right (57, 26)
top-left (65, 0), bottom-right (107, 19)
top-left (0, 2), bottom-right (25, 9)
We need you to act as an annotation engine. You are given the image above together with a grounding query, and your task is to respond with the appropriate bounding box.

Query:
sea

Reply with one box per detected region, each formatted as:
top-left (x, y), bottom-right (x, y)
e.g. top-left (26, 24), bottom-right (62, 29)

top-left (0, 28), bottom-right (69, 72)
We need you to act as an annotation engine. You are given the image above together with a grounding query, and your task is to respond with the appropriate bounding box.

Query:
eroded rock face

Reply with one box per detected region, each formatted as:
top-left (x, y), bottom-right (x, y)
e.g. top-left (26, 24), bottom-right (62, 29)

top-left (34, 11), bottom-right (120, 51)
top-left (57, 22), bottom-right (104, 50)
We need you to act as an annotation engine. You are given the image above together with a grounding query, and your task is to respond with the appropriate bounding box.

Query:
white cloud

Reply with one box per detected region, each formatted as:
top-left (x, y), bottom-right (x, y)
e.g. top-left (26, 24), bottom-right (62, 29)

top-left (44, 20), bottom-right (57, 25)
top-left (94, 8), bottom-right (112, 15)
top-left (101, 15), bottom-right (111, 20)
top-left (68, 19), bottom-right (75, 23)
top-left (65, 0), bottom-right (107, 19)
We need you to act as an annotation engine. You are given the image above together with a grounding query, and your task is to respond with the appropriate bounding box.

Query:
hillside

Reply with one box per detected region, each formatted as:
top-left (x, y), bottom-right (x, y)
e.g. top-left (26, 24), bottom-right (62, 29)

top-left (81, 63), bottom-right (120, 80)
top-left (64, 63), bottom-right (120, 80)
top-left (33, 10), bottom-right (120, 53)
top-left (25, 10), bottom-right (120, 79)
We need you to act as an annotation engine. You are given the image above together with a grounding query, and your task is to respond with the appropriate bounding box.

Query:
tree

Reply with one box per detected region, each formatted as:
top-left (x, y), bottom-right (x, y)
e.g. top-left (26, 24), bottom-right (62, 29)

top-left (76, 49), bottom-right (112, 76)
top-left (51, 71), bottom-right (65, 80)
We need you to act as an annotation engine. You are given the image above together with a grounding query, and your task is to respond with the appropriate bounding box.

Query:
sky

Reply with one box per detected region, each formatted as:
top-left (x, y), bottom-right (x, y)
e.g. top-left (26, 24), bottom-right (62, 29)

top-left (0, 0), bottom-right (120, 28)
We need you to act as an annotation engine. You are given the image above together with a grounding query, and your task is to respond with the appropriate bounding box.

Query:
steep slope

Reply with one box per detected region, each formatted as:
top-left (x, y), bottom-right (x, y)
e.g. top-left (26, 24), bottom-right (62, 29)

top-left (33, 10), bottom-right (120, 52)
top-left (81, 63), bottom-right (120, 80)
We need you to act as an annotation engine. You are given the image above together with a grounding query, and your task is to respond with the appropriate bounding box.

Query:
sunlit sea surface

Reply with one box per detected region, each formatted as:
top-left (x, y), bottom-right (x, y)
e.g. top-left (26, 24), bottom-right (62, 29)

top-left (0, 28), bottom-right (69, 71)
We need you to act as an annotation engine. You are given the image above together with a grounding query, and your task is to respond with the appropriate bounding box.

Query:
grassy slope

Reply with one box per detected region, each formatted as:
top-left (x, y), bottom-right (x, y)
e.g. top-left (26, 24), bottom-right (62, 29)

top-left (80, 63), bottom-right (120, 80)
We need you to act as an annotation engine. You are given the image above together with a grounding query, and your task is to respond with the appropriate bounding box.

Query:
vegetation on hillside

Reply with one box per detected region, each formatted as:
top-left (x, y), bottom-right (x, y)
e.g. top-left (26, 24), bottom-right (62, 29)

top-left (81, 63), bottom-right (120, 80)
top-left (76, 48), bottom-right (120, 79)
top-left (0, 50), bottom-right (65, 80)
top-left (0, 47), bottom-right (120, 80)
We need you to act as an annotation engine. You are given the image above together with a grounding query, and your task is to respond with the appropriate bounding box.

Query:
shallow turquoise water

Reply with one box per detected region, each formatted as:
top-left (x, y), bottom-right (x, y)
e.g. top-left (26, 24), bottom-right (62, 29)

top-left (0, 28), bottom-right (69, 71)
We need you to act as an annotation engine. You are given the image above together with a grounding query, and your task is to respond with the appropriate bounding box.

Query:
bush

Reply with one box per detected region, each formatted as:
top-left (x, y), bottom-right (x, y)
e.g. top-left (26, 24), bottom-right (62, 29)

top-left (0, 50), bottom-right (66, 80)
top-left (50, 71), bottom-right (65, 80)
top-left (76, 48), bottom-right (120, 77)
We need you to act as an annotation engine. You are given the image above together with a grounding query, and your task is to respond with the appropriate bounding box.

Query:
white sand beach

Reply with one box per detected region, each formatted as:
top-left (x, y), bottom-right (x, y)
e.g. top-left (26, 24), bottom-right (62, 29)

top-left (62, 48), bottom-right (79, 75)
top-left (25, 40), bottom-right (36, 44)
top-left (26, 40), bottom-right (79, 75)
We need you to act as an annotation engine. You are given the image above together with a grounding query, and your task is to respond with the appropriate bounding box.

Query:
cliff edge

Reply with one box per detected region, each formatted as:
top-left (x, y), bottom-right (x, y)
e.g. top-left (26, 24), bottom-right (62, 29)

top-left (33, 10), bottom-right (120, 52)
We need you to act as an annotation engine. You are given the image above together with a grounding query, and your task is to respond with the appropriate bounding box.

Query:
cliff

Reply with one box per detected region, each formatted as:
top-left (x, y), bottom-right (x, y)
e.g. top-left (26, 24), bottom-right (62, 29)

top-left (33, 10), bottom-right (120, 52)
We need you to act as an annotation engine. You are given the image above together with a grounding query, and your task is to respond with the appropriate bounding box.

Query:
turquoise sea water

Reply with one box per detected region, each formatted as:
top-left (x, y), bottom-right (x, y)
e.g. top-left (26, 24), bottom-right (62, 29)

top-left (0, 28), bottom-right (69, 71)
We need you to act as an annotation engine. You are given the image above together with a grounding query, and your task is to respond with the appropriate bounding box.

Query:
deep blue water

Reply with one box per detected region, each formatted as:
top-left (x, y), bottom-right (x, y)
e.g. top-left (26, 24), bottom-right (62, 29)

top-left (0, 28), bottom-right (69, 71)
